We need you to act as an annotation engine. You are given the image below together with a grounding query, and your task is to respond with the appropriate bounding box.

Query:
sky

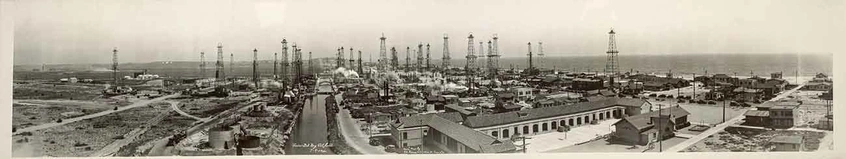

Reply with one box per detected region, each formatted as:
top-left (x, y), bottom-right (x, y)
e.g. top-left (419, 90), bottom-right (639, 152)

top-left (13, 0), bottom-right (846, 65)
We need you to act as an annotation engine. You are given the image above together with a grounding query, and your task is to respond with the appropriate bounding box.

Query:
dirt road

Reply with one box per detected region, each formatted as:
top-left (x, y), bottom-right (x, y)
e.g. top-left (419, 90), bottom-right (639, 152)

top-left (13, 93), bottom-right (180, 135)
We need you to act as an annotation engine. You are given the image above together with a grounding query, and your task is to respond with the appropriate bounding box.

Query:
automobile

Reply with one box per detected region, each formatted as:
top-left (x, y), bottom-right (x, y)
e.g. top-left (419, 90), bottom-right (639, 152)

top-left (369, 138), bottom-right (381, 146)
top-left (385, 145), bottom-right (397, 153)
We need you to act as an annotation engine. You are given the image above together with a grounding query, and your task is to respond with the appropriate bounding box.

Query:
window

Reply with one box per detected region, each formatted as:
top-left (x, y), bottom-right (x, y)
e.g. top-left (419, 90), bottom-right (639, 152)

top-left (560, 120), bottom-right (565, 126)
top-left (552, 121), bottom-right (558, 129)
top-left (403, 132), bottom-right (408, 139)
top-left (577, 118), bottom-right (582, 125)
top-left (423, 129), bottom-right (428, 135)
top-left (607, 112), bottom-right (611, 118)
top-left (503, 129), bottom-right (510, 138)
top-left (491, 131), bottom-right (499, 138)
top-left (569, 119), bottom-right (574, 126)
top-left (599, 113), bottom-right (604, 120)
top-left (403, 143), bottom-right (408, 147)
top-left (542, 123), bottom-right (548, 131)
top-left (523, 126), bottom-right (529, 134)
top-left (533, 124), bottom-right (539, 132)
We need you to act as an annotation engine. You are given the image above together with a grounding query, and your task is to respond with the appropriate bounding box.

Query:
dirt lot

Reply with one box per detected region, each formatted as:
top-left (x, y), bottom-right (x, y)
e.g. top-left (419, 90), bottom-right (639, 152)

top-left (683, 127), bottom-right (825, 152)
top-left (115, 112), bottom-right (197, 156)
top-left (14, 104), bottom-right (168, 157)
top-left (14, 82), bottom-right (105, 100)
top-left (647, 98), bottom-right (748, 125)
top-left (178, 97), bottom-right (243, 118)
top-left (13, 99), bottom-right (133, 129)
top-left (786, 90), bottom-right (831, 127)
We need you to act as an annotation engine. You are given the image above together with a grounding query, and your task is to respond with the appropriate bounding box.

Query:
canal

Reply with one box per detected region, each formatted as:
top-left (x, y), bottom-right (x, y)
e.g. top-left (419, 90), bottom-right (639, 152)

top-left (287, 83), bottom-right (335, 154)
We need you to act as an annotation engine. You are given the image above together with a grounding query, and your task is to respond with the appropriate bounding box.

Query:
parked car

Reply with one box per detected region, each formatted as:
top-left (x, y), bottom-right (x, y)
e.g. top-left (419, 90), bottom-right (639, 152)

top-left (385, 145), bottom-right (397, 153)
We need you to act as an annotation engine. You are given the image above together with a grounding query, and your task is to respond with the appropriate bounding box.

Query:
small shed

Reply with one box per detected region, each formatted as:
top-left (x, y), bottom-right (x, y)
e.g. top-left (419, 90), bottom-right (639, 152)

top-left (769, 136), bottom-right (804, 151)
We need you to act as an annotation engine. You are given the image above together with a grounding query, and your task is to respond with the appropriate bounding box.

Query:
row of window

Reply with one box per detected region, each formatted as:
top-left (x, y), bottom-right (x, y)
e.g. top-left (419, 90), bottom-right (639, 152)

top-left (489, 109), bottom-right (620, 139)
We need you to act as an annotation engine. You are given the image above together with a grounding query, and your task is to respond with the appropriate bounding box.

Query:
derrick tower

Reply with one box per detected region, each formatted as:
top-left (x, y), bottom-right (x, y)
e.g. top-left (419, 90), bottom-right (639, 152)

top-left (379, 33), bottom-right (388, 71)
top-left (281, 39), bottom-right (289, 83)
top-left (200, 52), bottom-right (206, 78)
top-left (405, 47), bottom-right (411, 71)
top-left (349, 47), bottom-right (355, 69)
top-left (527, 42), bottom-right (535, 71)
top-left (491, 34), bottom-right (500, 79)
top-left (486, 40), bottom-right (495, 79)
top-left (293, 45), bottom-right (303, 85)
top-left (308, 52), bottom-right (313, 75)
top-left (442, 34), bottom-right (450, 70)
top-left (112, 47), bottom-right (118, 85)
top-left (417, 43), bottom-right (424, 72)
top-left (338, 47), bottom-right (345, 69)
top-left (273, 52), bottom-right (278, 79)
top-left (538, 42), bottom-right (544, 69)
top-left (465, 33), bottom-right (477, 93)
top-left (390, 47), bottom-right (398, 69)
top-left (426, 44), bottom-right (431, 70)
top-left (605, 29), bottom-right (619, 76)
top-left (252, 49), bottom-right (259, 88)
top-left (215, 43), bottom-right (225, 80)
top-left (358, 50), bottom-right (363, 76)
top-left (229, 53), bottom-right (233, 78)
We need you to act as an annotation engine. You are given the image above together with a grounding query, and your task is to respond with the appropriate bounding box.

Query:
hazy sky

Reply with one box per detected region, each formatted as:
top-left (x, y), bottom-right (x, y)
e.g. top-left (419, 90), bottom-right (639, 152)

top-left (13, 0), bottom-right (845, 65)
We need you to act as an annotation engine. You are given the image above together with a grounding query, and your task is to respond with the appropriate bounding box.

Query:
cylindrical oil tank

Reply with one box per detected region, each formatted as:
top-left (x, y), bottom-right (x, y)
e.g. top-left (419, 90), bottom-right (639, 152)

top-left (208, 126), bottom-right (234, 149)
top-left (238, 135), bottom-right (261, 148)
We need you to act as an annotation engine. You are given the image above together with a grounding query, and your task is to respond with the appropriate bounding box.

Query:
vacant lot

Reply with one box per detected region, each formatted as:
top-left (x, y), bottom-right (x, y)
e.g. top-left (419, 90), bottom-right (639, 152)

top-left (115, 112), bottom-right (196, 156)
top-left (178, 98), bottom-right (243, 118)
top-left (13, 99), bottom-right (127, 129)
top-left (683, 127), bottom-right (826, 152)
top-left (648, 98), bottom-right (748, 125)
top-left (27, 105), bottom-right (167, 157)
top-left (14, 82), bottom-right (104, 100)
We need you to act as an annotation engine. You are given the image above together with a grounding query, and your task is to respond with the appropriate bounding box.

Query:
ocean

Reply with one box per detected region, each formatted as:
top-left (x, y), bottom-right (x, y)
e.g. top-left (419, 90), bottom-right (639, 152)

top-left (14, 53), bottom-right (832, 80)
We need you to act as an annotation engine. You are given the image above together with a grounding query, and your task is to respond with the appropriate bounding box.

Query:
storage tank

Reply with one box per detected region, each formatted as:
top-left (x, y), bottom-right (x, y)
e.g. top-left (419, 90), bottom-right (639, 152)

top-left (208, 126), bottom-right (234, 149)
top-left (238, 135), bottom-right (261, 148)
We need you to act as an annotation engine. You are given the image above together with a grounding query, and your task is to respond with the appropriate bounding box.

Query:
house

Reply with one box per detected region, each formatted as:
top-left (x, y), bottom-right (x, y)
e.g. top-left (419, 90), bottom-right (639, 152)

top-left (743, 110), bottom-right (770, 126)
top-left (769, 136), bottom-right (804, 151)
top-left (572, 78), bottom-right (605, 91)
top-left (509, 87), bottom-right (534, 102)
top-left (802, 82), bottom-right (832, 91)
top-left (389, 112), bottom-right (516, 153)
top-left (770, 104), bottom-right (798, 128)
top-left (613, 106), bottom-right (691, 145)
top-left (462, 97), bottom-right (650, 139)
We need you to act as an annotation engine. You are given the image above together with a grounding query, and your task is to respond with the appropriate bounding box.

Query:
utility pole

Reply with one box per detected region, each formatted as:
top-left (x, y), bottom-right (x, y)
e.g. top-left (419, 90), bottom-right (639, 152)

top-left (693, 73), bottom-right (696, 99)
top-left (658, 103), bottom-right (663, 152)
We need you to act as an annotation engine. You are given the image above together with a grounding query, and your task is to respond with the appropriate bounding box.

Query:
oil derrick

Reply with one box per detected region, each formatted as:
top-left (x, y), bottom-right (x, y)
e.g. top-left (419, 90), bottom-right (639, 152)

top-left (417, 43), bottom-right (424, 72)
top-left (281, 39), bottom-right (289, 83)
top-left (605, 28), bottom-right (620, 76)
top-left (605, 29), bottom-right (620, 90)
top-left (358, 50), bottom-right (363, 77)
top-left (112, 47), bottom-right (119, 86)
top-left (491, 34), bottom-right (500, 78)
top-left (349, 47), bottom-right (355, 69)
top-left (527, 42), bottom-right (534, 71)
top-left (216, 43), bottom-right (225, 80)
top-left (390, 47), bottom-right (398, 69)
top-left (273, 52), bottom-right (278, 79)
top-left (308, 52), bottom-right (313, 76)
top-left (405, 47), bottom-right (411, 71)
top-left (426, 44), bottom-right (431, 71)
top-left (465, 33), bottom-right (477, 93)
top-left (229, 53), bottom-right (233, 79)
top-left (293, 45), bottom-right (303, 86)
top-left (252, 49), bottom-right (259, 88)
top-left (479, 41), bottom-right (485, 76)
top-left (379, 33), bottom-right (388, 71)
top-left (442, 34), bottom-right (451, 70)
top-left (538, 42), bottom-right (544, 69)
top-left (200, 52), bottom-right (206, 78)
top-left (339, 47), bottom-right (345, 69)
top-left (487, 40), bottom-right (496, 79)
